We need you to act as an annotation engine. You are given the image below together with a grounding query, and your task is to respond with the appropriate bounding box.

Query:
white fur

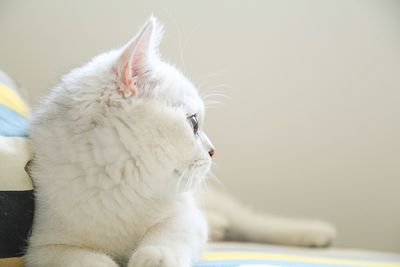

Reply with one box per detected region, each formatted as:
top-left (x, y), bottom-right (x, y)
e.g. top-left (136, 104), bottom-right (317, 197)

top-left (26, 17), bottom-right (210, 267)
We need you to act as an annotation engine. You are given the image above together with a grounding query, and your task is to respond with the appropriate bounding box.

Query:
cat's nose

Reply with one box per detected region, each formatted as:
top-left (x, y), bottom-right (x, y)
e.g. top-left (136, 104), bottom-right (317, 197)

top-left (208, 149), bottom-right (215, 158)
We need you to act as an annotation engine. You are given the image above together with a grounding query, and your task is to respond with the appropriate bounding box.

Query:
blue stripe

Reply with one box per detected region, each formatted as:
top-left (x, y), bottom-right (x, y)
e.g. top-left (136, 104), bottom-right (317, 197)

top-left (0, 104), bottom-right (28, 137)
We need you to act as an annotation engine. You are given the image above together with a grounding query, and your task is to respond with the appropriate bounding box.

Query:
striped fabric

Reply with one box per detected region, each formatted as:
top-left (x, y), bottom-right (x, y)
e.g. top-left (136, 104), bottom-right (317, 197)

top-left (197, 243), bottom-right (400, 267)
top-left (0, 71), bottom-right (34, 267)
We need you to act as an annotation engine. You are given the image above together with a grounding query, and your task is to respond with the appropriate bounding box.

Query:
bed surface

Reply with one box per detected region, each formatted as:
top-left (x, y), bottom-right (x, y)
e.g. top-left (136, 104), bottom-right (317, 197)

top-left (196, 242), bottom-right (400, 267)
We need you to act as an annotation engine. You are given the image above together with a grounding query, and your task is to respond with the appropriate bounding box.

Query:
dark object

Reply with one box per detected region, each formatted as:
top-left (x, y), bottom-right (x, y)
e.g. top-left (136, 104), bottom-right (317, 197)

top-left (0, 190), bottom-right (34, 258)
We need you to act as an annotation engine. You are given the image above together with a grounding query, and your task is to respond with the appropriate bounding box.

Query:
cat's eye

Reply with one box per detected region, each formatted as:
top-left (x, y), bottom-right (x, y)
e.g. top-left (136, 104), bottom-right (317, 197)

top-left (188, 115), bottom-right (199, 135)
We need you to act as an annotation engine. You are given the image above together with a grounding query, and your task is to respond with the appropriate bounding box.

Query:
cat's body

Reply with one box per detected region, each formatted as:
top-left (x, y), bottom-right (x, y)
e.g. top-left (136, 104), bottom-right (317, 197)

top-left (25, 17), bottom-right (335, 267)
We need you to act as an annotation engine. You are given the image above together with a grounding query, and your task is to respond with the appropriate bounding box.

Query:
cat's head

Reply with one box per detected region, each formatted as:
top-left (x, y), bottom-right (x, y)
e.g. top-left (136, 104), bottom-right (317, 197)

top-left (34, 17), bottom-right (214, 197)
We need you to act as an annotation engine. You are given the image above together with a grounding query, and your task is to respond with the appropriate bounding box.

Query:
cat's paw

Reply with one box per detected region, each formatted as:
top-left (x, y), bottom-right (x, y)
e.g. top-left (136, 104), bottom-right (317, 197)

top-left (128, 246), bottom-right (187, 267)
top-left (294, 220), bottom-right (337, 247)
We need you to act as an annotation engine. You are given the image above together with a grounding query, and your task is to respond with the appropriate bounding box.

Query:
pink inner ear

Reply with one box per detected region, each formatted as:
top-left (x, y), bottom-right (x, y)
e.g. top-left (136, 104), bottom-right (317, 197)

top-left (130, 33), bottom-right (151, 76)
top-left (115, 17), bottom-right (158, 97)
top-left (123, 63), bottom-right (137, 96)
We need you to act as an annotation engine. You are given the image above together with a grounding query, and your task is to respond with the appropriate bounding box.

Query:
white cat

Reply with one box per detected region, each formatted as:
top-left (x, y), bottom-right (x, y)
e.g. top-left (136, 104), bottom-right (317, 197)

top-left (25, 16), bottom-right (335, 267)
top-left (26, 17), bottom-right (211, 267)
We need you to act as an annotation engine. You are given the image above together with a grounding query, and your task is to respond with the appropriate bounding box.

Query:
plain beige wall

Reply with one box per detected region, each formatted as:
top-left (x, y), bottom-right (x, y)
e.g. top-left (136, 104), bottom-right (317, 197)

top-left (1, 0), bottom-right (399, 252)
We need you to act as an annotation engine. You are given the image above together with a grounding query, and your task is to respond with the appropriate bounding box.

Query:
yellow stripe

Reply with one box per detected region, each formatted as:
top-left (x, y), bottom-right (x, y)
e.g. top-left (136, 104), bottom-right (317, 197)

top-left (0, 257), bottom-right (23, 267)
top-left (0, 83), bottom-right (29, 117)
top-left (203, 252), bottom-right (400, 267)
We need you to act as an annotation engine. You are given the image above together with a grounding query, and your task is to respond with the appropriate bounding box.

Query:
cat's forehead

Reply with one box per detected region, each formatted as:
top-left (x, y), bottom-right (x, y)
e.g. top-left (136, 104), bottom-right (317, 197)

top-left (155, 63), bottom-right (204, 115)
top-left (159, 81), bottom-right (204, 116)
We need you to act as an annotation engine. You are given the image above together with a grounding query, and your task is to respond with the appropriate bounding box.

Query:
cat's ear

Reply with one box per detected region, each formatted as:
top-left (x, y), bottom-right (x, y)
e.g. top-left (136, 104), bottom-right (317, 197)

top-left (114, 16), bottom-right (163, 96)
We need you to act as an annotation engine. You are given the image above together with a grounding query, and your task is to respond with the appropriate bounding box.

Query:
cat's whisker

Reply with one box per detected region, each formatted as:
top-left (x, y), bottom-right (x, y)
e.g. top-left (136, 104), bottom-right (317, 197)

top-left (201, 87), bottom-right (229, 105)
top-left (208, 161), bottom-right (222, 185)
top-left (202, 94), bottom-right (227, 102)
top-left (202, 90), bottom-right (229, 110)
top-left (176, 168), bottom-right (190, 194)
top-left (211, 161), bottom-right (222, 170)
top-left (202, 91), bottom-right (227, 97)
top-left (204, 105), bottom-right (220, 110)
top-left (204, 100), bottom-right (222, 106)
top-left (188, 172), bottom-right (196, 192)
top-left (196, 68), bottom-right (231, 90)
top-left (176, 173), bottom-right (184, 194)
top-left (184, 172), bottom-right (192, 192)
top-left (204, 101), bottom-right (227, 110)
top-left (189, 171), bottom-right (197, 192)
top-left (186, 174), bottom-right (192, 192)
top-left (201, 86), bottom-right (225, 94)
top-left (207, 169), bottom-right (223, 186)
top-left (198, 178), bottom-right (210, 194)
top-left (181, 170), bottom-right (191, 193)
top-left (206, 84), bottom-right (229, 91)
top-left (200, 84), bottom-right (229, 97)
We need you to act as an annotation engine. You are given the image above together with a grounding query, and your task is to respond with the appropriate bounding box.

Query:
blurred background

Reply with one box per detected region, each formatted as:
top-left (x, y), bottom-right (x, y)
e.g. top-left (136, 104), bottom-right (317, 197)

top-left (1, 0), bottom-right (399, 252)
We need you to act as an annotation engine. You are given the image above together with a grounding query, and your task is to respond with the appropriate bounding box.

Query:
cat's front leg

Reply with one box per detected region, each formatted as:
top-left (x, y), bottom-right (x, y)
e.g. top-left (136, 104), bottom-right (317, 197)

top-left (24, 244), bottom-right (119, 267)
top-left (128, 206), bottom-right (207, 267)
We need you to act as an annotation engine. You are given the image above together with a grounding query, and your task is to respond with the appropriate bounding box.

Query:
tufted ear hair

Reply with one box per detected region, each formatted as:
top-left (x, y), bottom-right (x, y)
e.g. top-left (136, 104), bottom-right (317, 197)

top-left (114, 16), bottom-right (164, 97)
